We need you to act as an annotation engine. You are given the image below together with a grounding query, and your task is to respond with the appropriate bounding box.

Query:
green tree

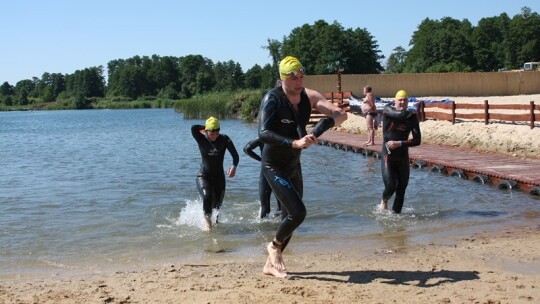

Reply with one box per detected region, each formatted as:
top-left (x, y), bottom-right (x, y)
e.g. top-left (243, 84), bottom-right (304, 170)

top-left (260, 63), bottom-right (278, 89)
top-left (244, 64), bottom-right (263, 89)
top-left (472, 14), bottom-right (510, 71)
top-left (506, 6), bottom-right (540, 68)
top-left (0, 81), bottom-right (14, 106)
top-left (14, 79), bottom-right (34, 105)
top-left (107, 56), bottom-right (150, 99)
top-left (276, 20), bottom-right (383, 74)
top-left (36, 72), bottom-right (64, 102)
top-left (385, 46), bottom-right (408, 73)
top-left (178, 55), bottom-right (215, 98)
top-left (147, 55), bottom-right (180, 95)
top-left (50, 73), bottom-right (66, 99)
top-left (213, 60), bottom-right (244, 92)
top-left (405, 17), bottom-right (474, 72)
top-left (0, 81), bottom-right (14, 96)
top-left (262, 38), bottom-right (282, 68)
top-left (65, 66), bottom-right (105, 99)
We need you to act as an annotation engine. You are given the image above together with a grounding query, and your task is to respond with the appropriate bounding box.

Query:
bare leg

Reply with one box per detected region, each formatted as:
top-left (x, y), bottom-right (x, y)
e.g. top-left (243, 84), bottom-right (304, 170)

top-left (266, 241), bottom-right (286, 272)
top-left (262, 256), bottom-right (287, 278)
top-left (366, 115), bottom-right (375, 145)
top-left (380, 200), bottom-right (388, 211)
top-left (203, 215), bottom-right (212, 231)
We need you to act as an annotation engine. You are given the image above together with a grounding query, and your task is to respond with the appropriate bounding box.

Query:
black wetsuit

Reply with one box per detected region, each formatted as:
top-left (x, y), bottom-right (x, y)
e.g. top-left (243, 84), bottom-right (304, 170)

top-left (258, 87), bottom-right (311, 251)
top-left (243, 138), bottom-right (282, 218)
top-left (191, 125), bottom-right (239, 217)
top-left (380, 106), bottom-right (421, 213)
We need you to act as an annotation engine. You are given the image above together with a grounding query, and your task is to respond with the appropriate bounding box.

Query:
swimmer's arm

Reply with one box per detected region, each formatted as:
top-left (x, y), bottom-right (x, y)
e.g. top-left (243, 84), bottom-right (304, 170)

top-left (403, 117), bottom-right (421, 147)
top-left (226, 138), bottom-right (240, 167)
top-left (191, 124), bottom-right (206, 141)
top-left (243, 139), bottom-right (262, 161)
top-left (258, 97), bottom-right (295, 147)
top-left (306, 88), bottom-right (347, 126)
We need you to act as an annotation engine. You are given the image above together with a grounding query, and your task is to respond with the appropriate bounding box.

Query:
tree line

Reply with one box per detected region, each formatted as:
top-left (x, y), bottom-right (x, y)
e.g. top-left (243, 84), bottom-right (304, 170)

top-left (1, 7), bottom-right (538, 109)
top-left (387, 7), bottom-right (540, 73)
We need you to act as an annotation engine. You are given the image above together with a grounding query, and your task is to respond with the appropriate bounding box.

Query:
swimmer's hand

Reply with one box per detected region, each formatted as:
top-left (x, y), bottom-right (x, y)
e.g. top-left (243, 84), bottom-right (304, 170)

top-left (228, 165), bottom-right (236, 177)
top-left (292, 134), bottom-right (317, 149)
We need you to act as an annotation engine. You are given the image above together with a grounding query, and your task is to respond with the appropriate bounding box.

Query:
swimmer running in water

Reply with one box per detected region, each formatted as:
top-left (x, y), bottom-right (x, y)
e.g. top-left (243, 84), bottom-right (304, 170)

top-left (243, 137), bottom-right (282, 218)
top-left (191, 117), bottom-right (239, 230)
top-left (258, 56), bottom-right (348, 278)
top-left (380, 90), bottom-right (421, 213)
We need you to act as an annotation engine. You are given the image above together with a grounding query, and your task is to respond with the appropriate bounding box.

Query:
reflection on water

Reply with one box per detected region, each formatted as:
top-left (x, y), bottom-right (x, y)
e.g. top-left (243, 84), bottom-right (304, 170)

top-left (1, 109), bottom-right (539, 277)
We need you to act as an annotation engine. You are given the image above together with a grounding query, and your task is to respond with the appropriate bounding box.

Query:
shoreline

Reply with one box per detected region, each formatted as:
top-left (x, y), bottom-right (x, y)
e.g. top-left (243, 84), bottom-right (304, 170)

top-left (2, 225), bottom-right (539, 303)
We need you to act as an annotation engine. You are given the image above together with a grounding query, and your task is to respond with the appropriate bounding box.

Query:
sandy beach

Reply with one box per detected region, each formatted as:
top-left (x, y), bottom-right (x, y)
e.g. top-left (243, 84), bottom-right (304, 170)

top-left (1, 226), bottom-right (539, 303)
top-left (1, 94), bottom-right (539, 304)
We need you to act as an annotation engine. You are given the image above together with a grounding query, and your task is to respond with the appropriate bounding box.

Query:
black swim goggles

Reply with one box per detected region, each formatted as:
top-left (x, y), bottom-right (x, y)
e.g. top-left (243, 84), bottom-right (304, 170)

top-left (280, 67), bottom-right (306, 78)
top-left (206, 128), bottom-right (220, 133)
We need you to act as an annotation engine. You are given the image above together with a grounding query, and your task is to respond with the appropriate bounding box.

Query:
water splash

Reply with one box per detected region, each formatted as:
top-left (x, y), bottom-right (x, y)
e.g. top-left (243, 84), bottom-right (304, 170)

top-left (173, 199), bottom-right (218, 231)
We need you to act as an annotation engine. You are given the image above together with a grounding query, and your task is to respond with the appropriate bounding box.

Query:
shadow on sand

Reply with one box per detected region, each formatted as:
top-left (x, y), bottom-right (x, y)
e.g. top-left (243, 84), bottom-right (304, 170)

top-left (288, 269), bottom-right (479, 287)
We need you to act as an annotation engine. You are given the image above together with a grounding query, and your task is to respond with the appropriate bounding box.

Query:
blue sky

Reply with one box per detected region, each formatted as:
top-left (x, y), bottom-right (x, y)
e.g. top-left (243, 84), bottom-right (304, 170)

top-left (1, 0), bottom-right (538, 84)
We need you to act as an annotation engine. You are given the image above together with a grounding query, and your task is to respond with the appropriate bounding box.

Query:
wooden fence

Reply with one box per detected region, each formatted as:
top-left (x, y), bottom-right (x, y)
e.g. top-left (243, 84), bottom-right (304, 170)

top-left (305, 71), bottom-right (540, 98)
top-left (418, 100), bottom-right (540, 129)
top-left (314, 92), bottom-right (540, 129)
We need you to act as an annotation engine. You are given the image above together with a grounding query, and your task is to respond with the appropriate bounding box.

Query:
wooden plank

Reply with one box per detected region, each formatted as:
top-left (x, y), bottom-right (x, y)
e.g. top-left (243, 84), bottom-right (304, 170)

top-left (316, 130), bottom-right (540, 192)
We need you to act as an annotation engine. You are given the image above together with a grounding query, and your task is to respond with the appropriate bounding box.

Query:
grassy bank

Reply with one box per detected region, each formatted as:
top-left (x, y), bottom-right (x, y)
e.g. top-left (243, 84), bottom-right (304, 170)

top-left (173, 89), bottom-right (264, 122)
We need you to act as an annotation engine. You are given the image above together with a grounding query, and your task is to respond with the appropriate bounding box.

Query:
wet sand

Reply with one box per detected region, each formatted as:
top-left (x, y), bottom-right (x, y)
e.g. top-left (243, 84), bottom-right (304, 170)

top-left (1, 226), bottom-right (539, 303)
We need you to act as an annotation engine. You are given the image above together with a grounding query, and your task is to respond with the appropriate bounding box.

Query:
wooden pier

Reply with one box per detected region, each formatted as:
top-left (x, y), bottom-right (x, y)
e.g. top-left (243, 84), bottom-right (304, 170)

top-left (317, 130), bottom-right (540, 197)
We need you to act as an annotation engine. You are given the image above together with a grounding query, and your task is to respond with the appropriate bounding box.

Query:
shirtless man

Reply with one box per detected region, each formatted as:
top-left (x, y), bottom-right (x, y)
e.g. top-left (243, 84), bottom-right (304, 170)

top-left (363, 86), bottom-right (377, 146)
top-left (258, 56), bottom-right (348, 278)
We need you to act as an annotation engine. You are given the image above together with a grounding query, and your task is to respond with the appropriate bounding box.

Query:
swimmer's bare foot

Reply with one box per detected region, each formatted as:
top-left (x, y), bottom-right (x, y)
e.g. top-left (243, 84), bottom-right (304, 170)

top-left (364, 141), bottom-right (374, 146)
top-left (380, 200), bottom-right (388, 211)
top-left (203, 216), bottom-right (212, 231)
top-left (267, 242), bottom-right (286, 272)
top-left (263, 256), bottom-right (287, 278)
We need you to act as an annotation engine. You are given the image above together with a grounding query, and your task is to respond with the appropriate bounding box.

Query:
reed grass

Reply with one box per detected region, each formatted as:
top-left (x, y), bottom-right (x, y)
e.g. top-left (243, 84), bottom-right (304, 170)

top-left (93, 99), bottom-right (175, 109)
top-left (174, 89), bottom-right (264, 121)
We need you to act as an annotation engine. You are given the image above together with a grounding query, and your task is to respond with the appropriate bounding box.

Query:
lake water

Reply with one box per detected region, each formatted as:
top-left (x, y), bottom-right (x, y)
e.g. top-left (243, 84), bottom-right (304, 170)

top-left (1, 109), bottom-right (539, 278)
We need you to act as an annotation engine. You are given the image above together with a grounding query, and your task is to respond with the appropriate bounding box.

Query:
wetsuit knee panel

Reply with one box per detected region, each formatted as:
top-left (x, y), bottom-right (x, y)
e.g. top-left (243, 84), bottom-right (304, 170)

top-left (287, 205), bottom-right (306, 223)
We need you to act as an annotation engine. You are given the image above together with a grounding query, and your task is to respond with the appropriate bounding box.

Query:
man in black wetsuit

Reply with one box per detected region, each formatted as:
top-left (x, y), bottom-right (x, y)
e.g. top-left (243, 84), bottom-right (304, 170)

top-left (243, 137), bottom-right (282, 218)
top-left (191, 116), bottom-right (239, 230)
top-left (380, 90), bottom-right (421, 213)
top-left (258, 56), bottom-right (348, 278)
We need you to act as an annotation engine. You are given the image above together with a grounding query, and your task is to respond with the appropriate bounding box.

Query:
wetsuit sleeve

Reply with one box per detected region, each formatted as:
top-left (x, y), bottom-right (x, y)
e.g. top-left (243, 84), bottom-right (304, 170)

top-left (226, 137), bottom-right (240, 167)
top-left (243, 139), bottom-right (262, 162)
top-left (258, 93), bottom-right (293, 147)
top-left (382, 105), bottom-right (412, 120)
top-left (311, 117), bottom-right (335, 138)
top-left (403, 116), bottom-right (421, 147)
top-left (191, 124), bottom-right (205, 142)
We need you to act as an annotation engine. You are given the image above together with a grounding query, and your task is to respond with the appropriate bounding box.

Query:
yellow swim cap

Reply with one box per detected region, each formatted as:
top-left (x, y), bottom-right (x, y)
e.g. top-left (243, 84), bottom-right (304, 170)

top-left (205, 116), bottom-right (220, 131)
top-left (395, 90), bottom-right (408, 99)
top-left (279, 56), bottom-right (303, 80)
